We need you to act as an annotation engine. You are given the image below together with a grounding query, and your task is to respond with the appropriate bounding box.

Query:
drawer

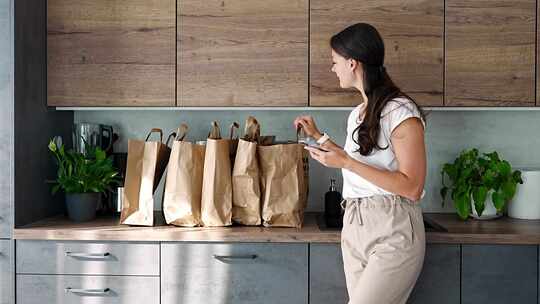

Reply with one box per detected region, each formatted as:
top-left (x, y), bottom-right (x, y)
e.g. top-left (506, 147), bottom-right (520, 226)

top-left (17, 275), bottom-right (159, 304)
top-left (0, 240), bottom-right (13, 304)
top-left (161, 242), bottom-right (308, 304)
top-left (16, 241), bottom-right (159, 276)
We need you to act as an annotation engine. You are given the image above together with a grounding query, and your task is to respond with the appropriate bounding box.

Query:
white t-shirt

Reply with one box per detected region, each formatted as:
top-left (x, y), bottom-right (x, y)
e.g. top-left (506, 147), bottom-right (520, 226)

top-left (342, 97), bottom-right (426, 199)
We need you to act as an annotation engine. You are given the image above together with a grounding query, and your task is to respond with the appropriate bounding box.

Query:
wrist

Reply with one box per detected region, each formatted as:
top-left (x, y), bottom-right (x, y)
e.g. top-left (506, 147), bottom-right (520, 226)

top-left (316, 133), bottom-right (330, 145)
top-left (343, 154), bottom-right (354, 170)
top-left (313, 132), bottom-right (323, 141)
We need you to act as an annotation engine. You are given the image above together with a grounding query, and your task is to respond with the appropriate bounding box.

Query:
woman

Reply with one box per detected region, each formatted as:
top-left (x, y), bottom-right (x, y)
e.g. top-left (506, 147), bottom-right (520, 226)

top-left (294, 23), bottom-right (426, 304)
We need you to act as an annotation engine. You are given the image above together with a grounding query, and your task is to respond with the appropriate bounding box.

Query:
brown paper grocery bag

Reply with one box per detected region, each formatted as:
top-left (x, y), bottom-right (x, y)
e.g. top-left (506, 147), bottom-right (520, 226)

top-left (120, 128), bottom-right (172, 226)
top-left (232, 117), bottom-right (261, 225)
top-left (228, 122), bottom-right (240, 166)
top-left (201, 121), bottom-right (233, 226)
top-left (258, 132), bottom-right (309, 228)
top-left (163, 124), bottom-right (205, 227)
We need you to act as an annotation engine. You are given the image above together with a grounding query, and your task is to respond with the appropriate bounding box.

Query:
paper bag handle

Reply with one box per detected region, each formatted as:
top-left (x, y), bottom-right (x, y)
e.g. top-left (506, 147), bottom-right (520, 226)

top-left (229, 122), bottom-right (240, 140)
top-left (145, 128), bottom-right (163, 142)
top-left (175, 123), bottom-right (189, 141)
top-left (243, 116), bottom-right (260, 142)
top-left (165, 132), bottom-right (176, 147)
top-left (208, 121), bottom-right (221, 139)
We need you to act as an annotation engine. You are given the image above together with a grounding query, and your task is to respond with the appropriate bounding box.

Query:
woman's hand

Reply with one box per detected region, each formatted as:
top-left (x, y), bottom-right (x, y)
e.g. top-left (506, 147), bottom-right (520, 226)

top-left (305, 145), bottom-right (352, 169)
top-left (293, 115), bottom-right (322, 140)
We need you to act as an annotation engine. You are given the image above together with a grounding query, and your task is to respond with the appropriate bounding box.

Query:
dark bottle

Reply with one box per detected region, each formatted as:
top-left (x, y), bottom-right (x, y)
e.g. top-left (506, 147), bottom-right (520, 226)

top-left (324, 179), bottom-right (343, 228)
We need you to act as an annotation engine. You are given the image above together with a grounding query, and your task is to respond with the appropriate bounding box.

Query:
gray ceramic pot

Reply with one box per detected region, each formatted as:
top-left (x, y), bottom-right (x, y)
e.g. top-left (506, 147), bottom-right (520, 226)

top-left (65, 193), bottom-right (99, 222)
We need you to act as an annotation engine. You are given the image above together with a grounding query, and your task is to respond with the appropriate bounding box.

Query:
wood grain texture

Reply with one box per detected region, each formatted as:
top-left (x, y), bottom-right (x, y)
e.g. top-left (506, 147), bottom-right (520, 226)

top-left (310, 0), bottom-right (443, 106)
top-left (15, 0), bottom-right (73, 227)
top-left (446, 0), bottom-right (535, 106)
top-left (47, 0), bottom-right (175, 106)
top-left (179, 0), bottom-right (308, 106)
top-left (13, 213), bottom-right (540, 244)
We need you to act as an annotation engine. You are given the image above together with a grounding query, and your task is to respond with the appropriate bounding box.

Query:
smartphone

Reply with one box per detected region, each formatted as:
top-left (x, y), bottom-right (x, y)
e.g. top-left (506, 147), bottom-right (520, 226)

top-left (307, 144), bottom-right (330, 152)
top-left (299, 137), bottom-right (329, 152)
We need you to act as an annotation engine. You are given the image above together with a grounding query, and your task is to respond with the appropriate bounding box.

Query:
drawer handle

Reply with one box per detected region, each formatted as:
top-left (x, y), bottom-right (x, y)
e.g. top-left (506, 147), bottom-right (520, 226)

top-left (65, 288), bottom-right (110, 295)
top-left (65, 252), bottom-right (111, 259)
top-left (213, 254), bottom-right (258, 261)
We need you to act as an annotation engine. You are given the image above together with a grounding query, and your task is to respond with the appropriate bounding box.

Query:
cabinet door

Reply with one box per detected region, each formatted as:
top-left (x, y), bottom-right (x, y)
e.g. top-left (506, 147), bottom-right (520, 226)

top-left (446, 0), bottom-right (535, 106)
top-left (408, 244), bottom-right (460, 304)
top-left (161, 243), bottom-right (308, 304)
top-left (179, 0), bottom-right (308, 106)
top-left (0, 240), bottom-right (13, 304)
top-left (537, 2), bottom-right (540, 107)
top-left (309, 244), bottom-right (348, 304)
top-left (47, 0), bottom-right (175, 106)
top-left (310, 244), bottom-right (460, 304)
top-left (461, 245), bottom-right (537, 304)
top-left (0, 0), bottom-right (12, 238)
top-left (310, 0), bottom-right (443, 106)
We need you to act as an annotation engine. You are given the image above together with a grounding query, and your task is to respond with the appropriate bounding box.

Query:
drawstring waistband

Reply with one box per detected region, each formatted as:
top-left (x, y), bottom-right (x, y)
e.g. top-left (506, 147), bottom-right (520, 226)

top-left (341, 199), bottom-right (363, 225)
top-left (341, 195), bottom-right (419, 226)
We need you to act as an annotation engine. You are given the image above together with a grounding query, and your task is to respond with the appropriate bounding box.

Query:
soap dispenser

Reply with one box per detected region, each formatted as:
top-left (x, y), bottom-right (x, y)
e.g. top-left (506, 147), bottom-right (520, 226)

top-left (324, 179), bottom-right (343, 228)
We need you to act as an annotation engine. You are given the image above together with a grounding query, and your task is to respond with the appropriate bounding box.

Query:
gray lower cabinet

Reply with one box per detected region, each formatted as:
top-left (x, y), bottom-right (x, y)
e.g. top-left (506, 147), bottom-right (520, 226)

top-left (161, 242), bottom-right (309, 304)
top-left (461, 245), bottom-right (538, 304)
top-left (0, 240), bottom-right (13, 304)
top-left (309, 243), bottom-right (461, 304)
top-left (16, 241), bottom-right (160, 304)
top-left (309, 244), bottom-right (348, 304)
top-left (408, 244), bottom-right (460, 304)
top-left (16, 241), bottom-right (159, 276)
top-left (16, 275), bottom-right (159, 304)
top-left (0, 0), bottom-right (13, 240)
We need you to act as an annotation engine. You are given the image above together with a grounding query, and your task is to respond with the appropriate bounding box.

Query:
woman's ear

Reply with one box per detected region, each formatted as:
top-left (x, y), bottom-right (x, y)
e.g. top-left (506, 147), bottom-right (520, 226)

top-left (349, 59), bottom-right (357, 71)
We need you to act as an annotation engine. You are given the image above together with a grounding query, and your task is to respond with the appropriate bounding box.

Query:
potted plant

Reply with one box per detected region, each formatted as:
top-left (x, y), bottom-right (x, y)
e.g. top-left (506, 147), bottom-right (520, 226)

top-left (440, 148), bottom-right (523, 220)
top-left (48, 139), bottom-right (121, 222)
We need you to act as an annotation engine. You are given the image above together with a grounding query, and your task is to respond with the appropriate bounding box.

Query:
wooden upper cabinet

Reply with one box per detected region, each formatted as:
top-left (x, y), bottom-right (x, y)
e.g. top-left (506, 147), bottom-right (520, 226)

top-left (47, 0), bottom-right (176, 107)
top-left (310, 0), bottom-right (444, 107)
top-left (446, 0), bottom-right (535, 106)
top-left (179, 0), bottom-right (308, 107)
top-left (537, 1), bottom-right (540, 107)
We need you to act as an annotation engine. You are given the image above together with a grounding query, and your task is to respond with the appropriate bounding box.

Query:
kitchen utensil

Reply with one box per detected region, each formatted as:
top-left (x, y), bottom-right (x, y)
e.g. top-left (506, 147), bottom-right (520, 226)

top-left (73, 123), bottom-right (113, 156)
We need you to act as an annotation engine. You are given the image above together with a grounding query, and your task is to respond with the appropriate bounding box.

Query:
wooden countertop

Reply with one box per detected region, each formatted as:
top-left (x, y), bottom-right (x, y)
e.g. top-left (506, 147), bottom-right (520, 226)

top-left (12, 212), bottom-right (540, 244)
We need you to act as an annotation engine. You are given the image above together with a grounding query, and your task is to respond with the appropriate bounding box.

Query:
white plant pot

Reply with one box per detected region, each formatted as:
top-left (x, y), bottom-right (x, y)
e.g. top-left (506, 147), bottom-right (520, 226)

top-left (470, 190), bottom-right (503, 220)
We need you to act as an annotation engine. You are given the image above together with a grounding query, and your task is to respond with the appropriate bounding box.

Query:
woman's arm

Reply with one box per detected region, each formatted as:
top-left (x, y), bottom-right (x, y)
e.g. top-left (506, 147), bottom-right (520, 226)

top-left (305, 117), bottom-right (426, 201)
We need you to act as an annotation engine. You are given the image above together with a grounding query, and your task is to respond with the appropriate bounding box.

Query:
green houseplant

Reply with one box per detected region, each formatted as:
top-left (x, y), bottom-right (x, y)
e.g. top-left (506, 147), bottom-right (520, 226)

top-left (48, 138), bottom-right (121, 221)
top-left (441, 148), bottom-right (523, 220)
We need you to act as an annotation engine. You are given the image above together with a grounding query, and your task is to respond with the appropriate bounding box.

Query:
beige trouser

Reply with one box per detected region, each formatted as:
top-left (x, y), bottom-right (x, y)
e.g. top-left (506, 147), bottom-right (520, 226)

top-left (341, 194), bottom-right (425, 304)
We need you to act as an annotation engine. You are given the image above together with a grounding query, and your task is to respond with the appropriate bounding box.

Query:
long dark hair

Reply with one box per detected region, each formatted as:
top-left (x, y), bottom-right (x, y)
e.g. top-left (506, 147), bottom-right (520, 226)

top-left (330, 23), bottom-right (425, 156)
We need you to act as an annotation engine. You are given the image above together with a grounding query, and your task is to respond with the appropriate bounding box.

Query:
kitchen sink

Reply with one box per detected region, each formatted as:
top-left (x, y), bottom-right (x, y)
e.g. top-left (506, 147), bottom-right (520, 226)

top-left (316, 213), bottom-right (447, 232)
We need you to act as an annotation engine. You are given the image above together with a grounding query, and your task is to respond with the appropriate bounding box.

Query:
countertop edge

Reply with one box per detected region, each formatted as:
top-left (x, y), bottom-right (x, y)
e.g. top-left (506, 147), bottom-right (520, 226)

top-left (13, 213), bottom-right (540, 245)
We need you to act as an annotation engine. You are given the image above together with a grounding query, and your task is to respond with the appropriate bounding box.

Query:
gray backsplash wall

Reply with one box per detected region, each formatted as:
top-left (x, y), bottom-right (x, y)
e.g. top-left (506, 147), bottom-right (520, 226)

top-left (75, 109), bottom-right (540, 213)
